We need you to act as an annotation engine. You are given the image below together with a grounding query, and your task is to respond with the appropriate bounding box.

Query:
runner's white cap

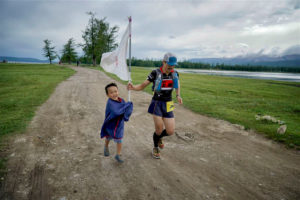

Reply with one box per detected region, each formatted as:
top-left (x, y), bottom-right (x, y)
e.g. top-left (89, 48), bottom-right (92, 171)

top-left (163, 52), bottom-right (178, 66)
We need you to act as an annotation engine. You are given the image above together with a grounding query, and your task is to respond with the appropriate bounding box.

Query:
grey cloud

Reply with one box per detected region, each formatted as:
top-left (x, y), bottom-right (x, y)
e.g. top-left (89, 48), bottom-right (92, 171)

top-left (290, 0), bottom-right (300, 9)
top-left (282, 44), bottom-right (300, 55)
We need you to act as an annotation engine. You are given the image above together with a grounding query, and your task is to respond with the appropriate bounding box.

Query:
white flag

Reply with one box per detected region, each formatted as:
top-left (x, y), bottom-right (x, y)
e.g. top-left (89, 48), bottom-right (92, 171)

top-left (100, 23), bottom-right (130, 81)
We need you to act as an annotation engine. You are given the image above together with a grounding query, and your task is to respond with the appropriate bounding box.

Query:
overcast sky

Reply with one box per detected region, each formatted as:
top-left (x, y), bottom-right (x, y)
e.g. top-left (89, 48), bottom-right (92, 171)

top-left (0, 0), bottom-right (299, 60)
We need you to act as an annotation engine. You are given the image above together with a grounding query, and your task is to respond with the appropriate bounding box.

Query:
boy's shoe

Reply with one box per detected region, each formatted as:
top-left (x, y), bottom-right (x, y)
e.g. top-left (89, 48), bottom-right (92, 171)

top-left (104, 147), bottom-right (110, 157)
top-left (115, 154), bottom-right (124, 163)
top-left (152, 147), bottom-right (160, 159)
top-left (158, 138), bottom-right (164, 149)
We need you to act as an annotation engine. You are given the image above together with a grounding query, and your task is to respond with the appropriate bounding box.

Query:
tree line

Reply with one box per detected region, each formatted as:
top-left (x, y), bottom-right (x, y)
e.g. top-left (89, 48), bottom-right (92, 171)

top-left (43, 12), bottom-right (118, 66)
top-left (130, 58), bottom-right (300, 73)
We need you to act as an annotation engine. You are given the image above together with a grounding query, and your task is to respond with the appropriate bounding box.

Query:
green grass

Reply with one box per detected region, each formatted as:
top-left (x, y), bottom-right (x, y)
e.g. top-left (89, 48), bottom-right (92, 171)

top-left (91, 66), bottom-right (300, 149)
top-left (0, 63), bottom-right (75, 180)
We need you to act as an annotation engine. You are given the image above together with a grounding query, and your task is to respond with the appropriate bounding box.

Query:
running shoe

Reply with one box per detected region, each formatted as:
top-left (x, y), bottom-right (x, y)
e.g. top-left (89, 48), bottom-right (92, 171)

top-left (115, 154), bottom-right (124, 163)
top-left (152, 147), bottom-right (160, 159)
top-left (158, 138), bottom-right (164, 149)
top-left (104, 146), bottom-right (110, 157)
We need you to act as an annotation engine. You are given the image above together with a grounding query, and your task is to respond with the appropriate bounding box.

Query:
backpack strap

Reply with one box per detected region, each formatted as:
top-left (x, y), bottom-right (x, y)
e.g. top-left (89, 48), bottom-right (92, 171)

top-left (172, 70), bottom-right (179, 89)
top-left (153, 68), bottom-right (162, 92)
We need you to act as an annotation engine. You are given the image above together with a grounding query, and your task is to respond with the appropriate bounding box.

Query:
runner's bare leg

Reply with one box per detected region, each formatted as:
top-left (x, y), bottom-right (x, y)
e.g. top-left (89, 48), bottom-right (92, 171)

top-left (153, 115), bottom-right (175, 135)
top-left (153, 115), bottom-right (164, 135)
top-left (162, 117), bottom-right (175, 135)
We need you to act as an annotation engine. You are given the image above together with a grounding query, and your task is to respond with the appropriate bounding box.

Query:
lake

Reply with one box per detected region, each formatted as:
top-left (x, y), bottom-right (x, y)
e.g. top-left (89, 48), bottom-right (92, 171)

top-left (176, 69), bottom-right (300, 82)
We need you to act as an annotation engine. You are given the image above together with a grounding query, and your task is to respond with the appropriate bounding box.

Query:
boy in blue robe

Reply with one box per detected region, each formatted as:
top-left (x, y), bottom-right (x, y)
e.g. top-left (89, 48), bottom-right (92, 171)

top-left (100, 83), bottom-right (133, 163)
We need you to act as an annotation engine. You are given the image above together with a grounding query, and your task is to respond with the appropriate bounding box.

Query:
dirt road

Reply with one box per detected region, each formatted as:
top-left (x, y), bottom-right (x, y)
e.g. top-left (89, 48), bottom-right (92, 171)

top-left (1, 66), bottom-right (299, 200)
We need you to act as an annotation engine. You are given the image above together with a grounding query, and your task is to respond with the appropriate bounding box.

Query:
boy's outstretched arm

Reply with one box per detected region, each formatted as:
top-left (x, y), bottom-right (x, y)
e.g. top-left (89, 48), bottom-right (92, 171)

top-left (127, 80), bottom-right (151, 91)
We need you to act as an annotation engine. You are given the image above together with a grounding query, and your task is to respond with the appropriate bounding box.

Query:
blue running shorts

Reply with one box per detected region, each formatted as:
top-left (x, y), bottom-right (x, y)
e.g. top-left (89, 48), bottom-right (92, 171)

top-left (148, 99), bottom-right (174, 118)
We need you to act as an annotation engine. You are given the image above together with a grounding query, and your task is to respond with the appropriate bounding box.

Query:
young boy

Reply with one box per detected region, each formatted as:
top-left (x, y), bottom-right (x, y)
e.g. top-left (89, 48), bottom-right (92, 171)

top-left (100, 83), bottom-right (133, 163)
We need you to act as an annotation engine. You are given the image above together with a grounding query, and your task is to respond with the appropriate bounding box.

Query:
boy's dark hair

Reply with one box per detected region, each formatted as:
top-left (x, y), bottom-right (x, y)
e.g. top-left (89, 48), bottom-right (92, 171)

top-left (105, 83), bottom-right (118, 94)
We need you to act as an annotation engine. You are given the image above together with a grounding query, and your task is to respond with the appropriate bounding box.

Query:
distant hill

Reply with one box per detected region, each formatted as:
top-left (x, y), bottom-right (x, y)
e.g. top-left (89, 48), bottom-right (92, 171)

top-left (0, 56), bottom-right (51, 63)
top-left (189, 54), bottom-right (300, 67)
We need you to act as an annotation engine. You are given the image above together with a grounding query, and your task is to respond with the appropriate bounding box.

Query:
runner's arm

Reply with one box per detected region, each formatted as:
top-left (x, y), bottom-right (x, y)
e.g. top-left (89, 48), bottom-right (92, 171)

top-left (175, 80), bottom-right (183, 104)
top-left (127, 80), bottom-right (151, 91)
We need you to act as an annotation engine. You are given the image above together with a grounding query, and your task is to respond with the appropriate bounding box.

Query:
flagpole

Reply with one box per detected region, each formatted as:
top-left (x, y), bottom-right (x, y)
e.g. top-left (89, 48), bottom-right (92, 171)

top-left (128, 16), bottom-right (132, 102)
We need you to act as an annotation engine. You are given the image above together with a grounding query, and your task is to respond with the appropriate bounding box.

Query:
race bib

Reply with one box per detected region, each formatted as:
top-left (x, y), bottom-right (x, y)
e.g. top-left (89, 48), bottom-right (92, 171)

top-left (166, 101), bottom-right (174, 112)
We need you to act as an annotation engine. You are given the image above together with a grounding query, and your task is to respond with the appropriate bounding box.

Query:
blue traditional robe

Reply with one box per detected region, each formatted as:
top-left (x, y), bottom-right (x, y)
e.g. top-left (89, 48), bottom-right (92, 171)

top-left (100, 98), bottom-right (133, 139)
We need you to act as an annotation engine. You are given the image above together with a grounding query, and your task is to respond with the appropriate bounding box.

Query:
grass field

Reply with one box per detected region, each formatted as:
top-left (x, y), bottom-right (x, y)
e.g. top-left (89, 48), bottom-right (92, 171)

top-left (0, 63), bottom-right (75, 178)
top-left (91, 66), bottom-right (300, 149)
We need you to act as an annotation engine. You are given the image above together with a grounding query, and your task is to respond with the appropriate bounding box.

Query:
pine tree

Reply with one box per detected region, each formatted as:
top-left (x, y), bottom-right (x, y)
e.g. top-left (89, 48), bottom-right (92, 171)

top-left (43, 39), bottom-right (57, 64)
top-left (61, 38), bottom-right (78, 64)
top-left (81, 12), bottom-right (118, 66)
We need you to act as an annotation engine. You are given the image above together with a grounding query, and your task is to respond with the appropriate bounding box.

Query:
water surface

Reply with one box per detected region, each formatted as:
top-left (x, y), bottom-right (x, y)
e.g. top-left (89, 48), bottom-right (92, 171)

top-left (176, 69), bottom-right (300, 82)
